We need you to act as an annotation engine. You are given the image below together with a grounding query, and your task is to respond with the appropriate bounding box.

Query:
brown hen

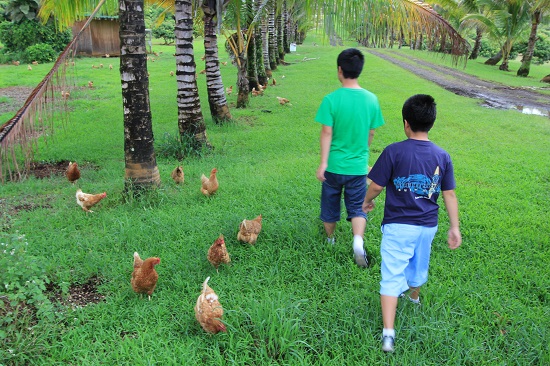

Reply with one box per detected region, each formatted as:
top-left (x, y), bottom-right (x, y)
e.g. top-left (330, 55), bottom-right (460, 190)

top-left (171, 165), bottom-right (184, 184)
top-left (237, 214), bottom-right (262, 245)
top-left (76, 189), bottom-right (106, 213)
top-left (131, 252), bottom-right (160, 301)
top-left (66, 162), bottom-right (81, 184)
top-left (207, 234), bottom-right (230, 272)
top-left (195, 277), bottom-right (226, 334)
top-left (201, 168), bottom-right (219, 196)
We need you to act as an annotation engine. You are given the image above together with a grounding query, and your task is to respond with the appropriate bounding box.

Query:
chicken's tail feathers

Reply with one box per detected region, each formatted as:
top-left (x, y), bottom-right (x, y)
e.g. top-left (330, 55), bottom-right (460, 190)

top-left (241, 219), bottom-right (247, 230)
top-left (133, 252), bottom-right (142, 267)
top-left (202, 276), bottom-right (211, 293)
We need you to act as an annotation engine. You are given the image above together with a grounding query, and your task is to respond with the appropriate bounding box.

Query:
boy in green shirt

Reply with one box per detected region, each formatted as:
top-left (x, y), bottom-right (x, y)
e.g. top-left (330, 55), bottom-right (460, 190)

top-left (315, 48), bottom-right (385, 267)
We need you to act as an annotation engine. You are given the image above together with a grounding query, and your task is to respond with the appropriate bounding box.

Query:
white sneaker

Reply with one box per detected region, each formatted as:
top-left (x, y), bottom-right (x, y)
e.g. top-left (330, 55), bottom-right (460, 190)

top-left (382, 336), bottom-right (395, 352)
top-left (327, 237), bottom-right (335, 245)
top-left (354, 251), bottom-right (368, 268)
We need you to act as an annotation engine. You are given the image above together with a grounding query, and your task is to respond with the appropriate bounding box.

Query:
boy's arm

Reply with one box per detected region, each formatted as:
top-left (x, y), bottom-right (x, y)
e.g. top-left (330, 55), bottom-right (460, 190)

top-left (442, 190), bottom-right (462, 249)
top-left (368, 129), bottom-right (375, 147)
top-left (362, 182), bottom-right (384, 212)
top-left (316, 125), bottom-right (332, 182)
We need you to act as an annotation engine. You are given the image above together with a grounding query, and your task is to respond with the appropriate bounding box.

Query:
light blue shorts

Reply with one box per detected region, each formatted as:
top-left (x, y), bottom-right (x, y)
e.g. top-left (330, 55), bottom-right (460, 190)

top-left (379, 223), bottom-right (438, 297)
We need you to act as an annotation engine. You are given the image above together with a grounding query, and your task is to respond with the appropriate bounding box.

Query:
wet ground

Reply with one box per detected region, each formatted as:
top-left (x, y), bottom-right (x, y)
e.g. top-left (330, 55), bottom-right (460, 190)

top-left (368, 49), bottom-right (550, 118)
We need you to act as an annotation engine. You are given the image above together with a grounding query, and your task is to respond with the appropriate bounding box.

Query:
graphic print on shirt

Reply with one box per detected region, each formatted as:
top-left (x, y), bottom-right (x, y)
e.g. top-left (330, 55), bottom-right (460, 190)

top-left (393, 166), bottom-right (440, 199)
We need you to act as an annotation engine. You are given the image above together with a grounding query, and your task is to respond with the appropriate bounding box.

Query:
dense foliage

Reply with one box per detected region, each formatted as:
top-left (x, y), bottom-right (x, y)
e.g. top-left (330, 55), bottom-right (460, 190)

top-left (0, 18), bottom-right (71, 63)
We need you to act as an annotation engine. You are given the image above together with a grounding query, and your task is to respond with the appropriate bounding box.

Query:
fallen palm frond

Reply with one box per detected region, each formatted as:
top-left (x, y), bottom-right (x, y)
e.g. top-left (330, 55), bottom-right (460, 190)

top-left (0, 1), bottom-right (106, 183)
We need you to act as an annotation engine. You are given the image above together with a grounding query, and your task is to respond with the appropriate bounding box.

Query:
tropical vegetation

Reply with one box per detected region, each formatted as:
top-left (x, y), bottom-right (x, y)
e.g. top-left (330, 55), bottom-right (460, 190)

top-left (0, 37), bottom-right (549, 364)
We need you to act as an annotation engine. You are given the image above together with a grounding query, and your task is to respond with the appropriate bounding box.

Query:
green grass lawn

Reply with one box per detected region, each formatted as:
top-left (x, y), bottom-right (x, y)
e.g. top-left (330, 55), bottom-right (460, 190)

top-left (1, 35), bottom-right (549, 364)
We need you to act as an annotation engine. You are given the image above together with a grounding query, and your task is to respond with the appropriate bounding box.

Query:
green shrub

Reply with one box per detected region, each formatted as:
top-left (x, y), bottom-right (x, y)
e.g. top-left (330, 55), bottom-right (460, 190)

top-left (152, 18), bottom-right (175, 45)
top-left (0, 18), bottom-right (71, 54)
top-left (512, 35), bottom-right (550, 65)
top-left (0, 233), bottom-right (54, 338)
top-left (24, 43), bottom-right (57, 63)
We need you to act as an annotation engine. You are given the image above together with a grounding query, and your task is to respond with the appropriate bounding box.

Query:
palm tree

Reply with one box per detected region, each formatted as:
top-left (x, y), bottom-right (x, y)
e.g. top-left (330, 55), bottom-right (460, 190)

top-left (38, 0), bottom-right (161, 191)
top-left (304, 0), bottom-right (470, 61)
top-left (434, 0), bottom-right (485, 59)
top-left (517, 0), bottom-right (550, 76)
top-left (461, 0), bottom-right (531, 71)
top-left (174, 0), bottom-right (209, 148)
top-left (202, 0), bottom-right (232, 122)
top-left (120, 0), bottom-right (161, 189)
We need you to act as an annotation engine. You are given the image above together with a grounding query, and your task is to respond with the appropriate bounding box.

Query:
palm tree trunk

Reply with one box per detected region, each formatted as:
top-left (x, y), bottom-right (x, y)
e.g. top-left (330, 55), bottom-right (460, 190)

top-left (485, 50), bottom-right (502, 65)
top-left (282, 1), bottom-right (290, 54)
top-left (236, 54), bottom-right (249, 108)
top-left (247, 30), bottom-right (259, 91)
top-left (174, 0), bottom-right (209, 147)
top-left (261, 15), bottom-right (271, 77)
top-left (517, 10), bottom-right (541, 77)
top-left (469, 27), bottom-right (483, 60)
top-left (202, 1), bottom-right (232, 123)
top-left (268, 1), bottom-right (278, 70)
top-left (120, 0), bottom-right (160, 191)
top-left (499, 40), bottom-right (513, 71)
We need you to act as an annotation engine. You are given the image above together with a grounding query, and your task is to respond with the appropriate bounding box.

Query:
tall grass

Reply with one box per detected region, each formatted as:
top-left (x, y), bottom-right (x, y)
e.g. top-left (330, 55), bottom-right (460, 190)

top-left (1, 35), bottom-right (549, 364)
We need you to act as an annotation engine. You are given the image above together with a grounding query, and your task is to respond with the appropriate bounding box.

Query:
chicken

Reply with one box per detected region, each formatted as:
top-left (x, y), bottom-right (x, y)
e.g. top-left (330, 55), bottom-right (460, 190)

top-left (276, 96), bottom-right (290, 105)
top-left (207, 234), bottom-right (230, 272)
top-left (131, 252), bottom-right (161, 301)
top-left (237, 214), bottom-right (262, 245)
top-left (221, 61), bottom-right (227, 66)
top-left (201, 54), bottom-right (206, 60)
top-left (99, 63), bottom-right (104, 68)
top-left (32, 61), bottom-right (38, 65)
top-left (201, 168), bottom-right (219, 196)
top-left (88, 81), bottom-right (94, 88)
top-left (12, 61), bottom-right (20, 66)
top-left (199, 69), bottom-right (206, 74)
top-left (76, 189), bottom-right (106, 212)
top-left (251, 87), bottom-right (261, 97)
top-left (170, 71), bottom-right (174, 76)
top-left (195, 277), bottom-right (226, 334)
top-left (272, 78), bottom-right (277, 86)
top-left (109, 64), bottom-right (113, 70)
top-left (66, 161), bottom-right (80, 184)
top-left (226, 85), bottom-right (233, 96)
top-left (171, 165), bottom-right (184, 184)
top-left (27, 65), bottom-right (32, 71)
top-left (61, 90), bottom-right (70, 100)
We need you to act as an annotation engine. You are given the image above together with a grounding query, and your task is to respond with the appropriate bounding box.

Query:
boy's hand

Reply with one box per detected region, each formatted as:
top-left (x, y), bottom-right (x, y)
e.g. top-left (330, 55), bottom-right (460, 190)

top-left (447, 227), bottom-right (462, 249)
top-left (362, 200), bottom-right (375, 213)
top-left (316, 164), bottom-right (327, 182)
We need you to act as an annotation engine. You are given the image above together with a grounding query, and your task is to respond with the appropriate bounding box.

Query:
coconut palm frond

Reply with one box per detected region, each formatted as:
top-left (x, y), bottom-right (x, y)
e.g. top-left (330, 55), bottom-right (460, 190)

top-left (1, 1), bottom-right (107, 182)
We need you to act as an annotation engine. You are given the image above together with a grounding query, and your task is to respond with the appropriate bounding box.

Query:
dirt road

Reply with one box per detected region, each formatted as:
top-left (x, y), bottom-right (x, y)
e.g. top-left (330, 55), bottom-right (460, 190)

top-left (368, 49), bottom-right (550, 118)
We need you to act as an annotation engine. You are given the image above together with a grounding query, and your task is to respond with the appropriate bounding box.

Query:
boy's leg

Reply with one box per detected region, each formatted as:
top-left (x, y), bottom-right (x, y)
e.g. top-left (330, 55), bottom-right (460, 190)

top-left (404, 225), bottom-right (437, 303)
top-left (381, 295), bottom-right (398, 329)
top-left (351, 217), bottom-right (368, 266)
top-left (343, 175), bottom-right (368, 266)
top-left (379, 224), bottom-right (417, 352)
top-left (381, 295), bottom-right (398, 352)
top-left (408, 286), bottom-right (420, 301)
top-left (320, 172), bottom-right (342, 242)
top-left (323, 222), bottom-right (336, 237)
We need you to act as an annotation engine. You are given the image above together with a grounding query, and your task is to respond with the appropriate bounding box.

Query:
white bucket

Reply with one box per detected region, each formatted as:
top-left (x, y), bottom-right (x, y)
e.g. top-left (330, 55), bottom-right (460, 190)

top-left (290, 43), bottom-right (296, 52)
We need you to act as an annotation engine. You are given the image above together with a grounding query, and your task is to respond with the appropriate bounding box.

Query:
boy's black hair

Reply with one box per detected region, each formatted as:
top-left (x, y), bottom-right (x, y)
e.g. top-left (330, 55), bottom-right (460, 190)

top-left (337, 48), bottom-right (364, 79)
top-left (402, 94), bottom-right (437, 132)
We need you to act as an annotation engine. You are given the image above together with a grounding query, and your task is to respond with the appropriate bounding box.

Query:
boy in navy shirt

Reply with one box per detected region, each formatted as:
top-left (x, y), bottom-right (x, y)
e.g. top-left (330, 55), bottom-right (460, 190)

top-left (363, 94), bottom-right (462, 352)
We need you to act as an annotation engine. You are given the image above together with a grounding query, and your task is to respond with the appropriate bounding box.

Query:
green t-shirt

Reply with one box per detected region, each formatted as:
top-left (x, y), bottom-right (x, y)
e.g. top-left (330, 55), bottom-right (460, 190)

top-left (315, 87), bottom-right (385, 175)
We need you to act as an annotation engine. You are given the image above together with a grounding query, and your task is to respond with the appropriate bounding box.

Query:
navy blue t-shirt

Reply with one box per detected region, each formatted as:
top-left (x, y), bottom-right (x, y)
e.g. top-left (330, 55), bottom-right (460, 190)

top-left (368, 139), bottom-right (455, 227)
